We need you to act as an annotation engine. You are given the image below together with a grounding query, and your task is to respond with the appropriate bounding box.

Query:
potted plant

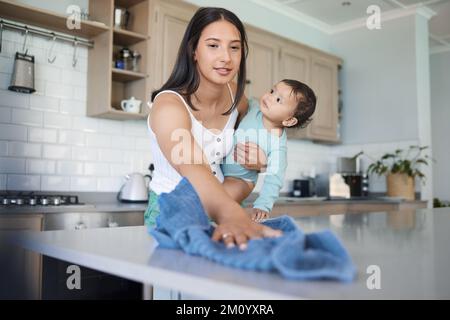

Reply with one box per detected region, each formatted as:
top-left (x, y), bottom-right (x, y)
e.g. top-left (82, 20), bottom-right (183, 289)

top-left (353, 146), bottom-right (432, 200)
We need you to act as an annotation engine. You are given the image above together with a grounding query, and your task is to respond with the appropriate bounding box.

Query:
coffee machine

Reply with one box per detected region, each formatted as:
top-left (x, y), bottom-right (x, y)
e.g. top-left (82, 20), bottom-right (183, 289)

top-left (329, 157), bottom-right (369, 198)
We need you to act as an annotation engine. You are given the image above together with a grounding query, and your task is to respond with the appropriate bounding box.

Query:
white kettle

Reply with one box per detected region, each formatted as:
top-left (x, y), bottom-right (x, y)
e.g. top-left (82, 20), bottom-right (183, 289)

top-left (117, 173), bottom-right (151, 203)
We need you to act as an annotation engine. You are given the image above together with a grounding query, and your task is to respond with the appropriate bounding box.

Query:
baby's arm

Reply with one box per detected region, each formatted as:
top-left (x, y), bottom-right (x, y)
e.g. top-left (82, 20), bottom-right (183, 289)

top-left (252, 147), bottom-right (287, 219)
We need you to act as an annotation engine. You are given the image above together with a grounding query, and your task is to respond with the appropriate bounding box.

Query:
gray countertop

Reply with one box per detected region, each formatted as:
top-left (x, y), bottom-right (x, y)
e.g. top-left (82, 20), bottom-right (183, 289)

top-left (0, 195), bottom-right (425, 215)
top-left (12, 207), bottom-right (450, 299)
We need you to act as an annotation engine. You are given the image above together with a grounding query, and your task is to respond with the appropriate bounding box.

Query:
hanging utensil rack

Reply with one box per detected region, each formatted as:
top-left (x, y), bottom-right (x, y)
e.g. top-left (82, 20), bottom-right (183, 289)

top-left (0, 19), bottom-right (93, 49)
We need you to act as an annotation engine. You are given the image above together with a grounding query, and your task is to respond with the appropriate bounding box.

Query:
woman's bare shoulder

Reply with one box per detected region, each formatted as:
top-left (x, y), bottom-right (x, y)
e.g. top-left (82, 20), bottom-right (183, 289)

top-left (149, 92), bottom-right (191, 129)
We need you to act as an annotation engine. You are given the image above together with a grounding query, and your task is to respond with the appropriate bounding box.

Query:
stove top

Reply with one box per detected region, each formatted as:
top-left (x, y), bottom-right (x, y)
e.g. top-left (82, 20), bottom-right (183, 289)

top-left (0, 193), bottom-right (84, 207)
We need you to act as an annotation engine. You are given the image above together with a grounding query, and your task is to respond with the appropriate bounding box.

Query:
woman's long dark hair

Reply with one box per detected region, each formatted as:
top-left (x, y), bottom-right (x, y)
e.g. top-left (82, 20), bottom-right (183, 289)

top-left (151, 7), bottom-right (248, 115)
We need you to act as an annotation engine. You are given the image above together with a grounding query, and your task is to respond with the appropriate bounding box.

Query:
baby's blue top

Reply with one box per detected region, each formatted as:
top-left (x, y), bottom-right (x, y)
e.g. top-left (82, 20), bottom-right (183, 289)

top-left (221, 99), bottom-right (287, 212)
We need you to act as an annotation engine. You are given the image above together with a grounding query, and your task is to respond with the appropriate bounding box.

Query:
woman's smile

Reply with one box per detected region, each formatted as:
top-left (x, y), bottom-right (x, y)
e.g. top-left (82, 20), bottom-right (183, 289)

top-left (214, 67), bottom-right (232, 76)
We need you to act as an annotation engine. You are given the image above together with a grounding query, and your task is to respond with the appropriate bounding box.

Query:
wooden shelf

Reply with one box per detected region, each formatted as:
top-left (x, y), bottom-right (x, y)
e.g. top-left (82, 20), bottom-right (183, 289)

top-left (115, 0), bottom-right (148, 8)
top-left (112, 68), bottom-right (147, 82)
top-left (100, 108), bottom-right (148, 120)
top-left (113, 28), bottom-right (148, 46)
top-left (0, 0), bottom-right (109, 38)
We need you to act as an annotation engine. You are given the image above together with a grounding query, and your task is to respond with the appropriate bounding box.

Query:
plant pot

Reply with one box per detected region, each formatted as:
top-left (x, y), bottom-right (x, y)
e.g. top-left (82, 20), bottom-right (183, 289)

top-left (386, 173), bottom-right (415, 200)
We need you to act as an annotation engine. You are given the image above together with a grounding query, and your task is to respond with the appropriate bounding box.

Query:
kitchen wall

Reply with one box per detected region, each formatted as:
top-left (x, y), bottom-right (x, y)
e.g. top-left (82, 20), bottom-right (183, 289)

top-left (330, 12), bottom-right (434, 201)
top-left (0, 25), bottom-right (152, 192)
top-left (430, 51), bottom-right (450, 201)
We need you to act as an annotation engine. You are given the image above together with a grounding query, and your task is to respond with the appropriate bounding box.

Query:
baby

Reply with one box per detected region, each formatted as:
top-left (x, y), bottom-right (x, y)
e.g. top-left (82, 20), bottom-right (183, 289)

top-left (221, 79), bottom-right (317, 222)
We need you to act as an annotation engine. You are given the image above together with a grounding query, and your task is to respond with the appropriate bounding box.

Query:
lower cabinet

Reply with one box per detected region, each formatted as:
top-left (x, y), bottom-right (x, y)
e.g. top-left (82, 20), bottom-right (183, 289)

top-left (0, 215), bottom-right (43, 300)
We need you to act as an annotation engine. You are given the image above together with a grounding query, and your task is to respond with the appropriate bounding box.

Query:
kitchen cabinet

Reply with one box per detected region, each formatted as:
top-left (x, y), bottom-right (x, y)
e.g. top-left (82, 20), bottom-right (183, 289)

top-left (86, 0), bottom-right (152, 120)
top-left (0, 215), bottom-right (43, 299)
top-left (245, 28), bottom-right (278, 100)
top-left (307, 55), bottom-right (340, 142)
top-left (149, 0), bottom-right (194, 92)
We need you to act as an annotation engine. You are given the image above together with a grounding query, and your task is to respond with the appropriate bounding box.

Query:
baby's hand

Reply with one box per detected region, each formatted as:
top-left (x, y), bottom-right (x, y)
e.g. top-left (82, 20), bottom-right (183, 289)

top-left (251, 208), bottom-right (269, 223)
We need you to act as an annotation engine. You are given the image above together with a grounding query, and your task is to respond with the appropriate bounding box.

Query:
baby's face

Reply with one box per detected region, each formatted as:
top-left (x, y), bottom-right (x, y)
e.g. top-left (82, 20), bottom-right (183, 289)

top-left (259, 82), bottom-right (298, 127)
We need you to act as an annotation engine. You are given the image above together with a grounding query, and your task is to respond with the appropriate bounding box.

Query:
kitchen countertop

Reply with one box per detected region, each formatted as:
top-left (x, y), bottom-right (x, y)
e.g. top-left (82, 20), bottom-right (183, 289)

top-left (0, 195), bottom-right (426, 215)
top-left (12, 207), bottom-right (450, 299)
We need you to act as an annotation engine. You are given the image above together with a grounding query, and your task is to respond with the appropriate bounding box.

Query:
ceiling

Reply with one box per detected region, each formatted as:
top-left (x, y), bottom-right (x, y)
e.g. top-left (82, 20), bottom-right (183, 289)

top-left (255, 0), bottom-right (450, 53)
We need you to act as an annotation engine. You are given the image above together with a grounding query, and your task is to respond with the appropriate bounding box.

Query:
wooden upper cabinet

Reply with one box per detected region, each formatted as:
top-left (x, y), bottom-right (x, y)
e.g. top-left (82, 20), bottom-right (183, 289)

top-left (278, 43), bottom-right (311, 140)
top-left (309, 55), bottom-right (339, 142)
top-left (245, 30), bottom-right (278, 100)
top-left (150, 1), bottom-right (194, 92)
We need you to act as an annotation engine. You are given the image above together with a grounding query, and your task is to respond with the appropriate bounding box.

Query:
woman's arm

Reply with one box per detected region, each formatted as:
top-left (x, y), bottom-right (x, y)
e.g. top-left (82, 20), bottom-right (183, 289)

top-left (150, 94), bottom-right (281, 248)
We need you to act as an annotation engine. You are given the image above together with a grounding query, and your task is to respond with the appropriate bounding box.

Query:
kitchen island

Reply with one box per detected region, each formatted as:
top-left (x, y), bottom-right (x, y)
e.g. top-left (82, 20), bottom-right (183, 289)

top-left (11, 207), bottom-right (450, 299)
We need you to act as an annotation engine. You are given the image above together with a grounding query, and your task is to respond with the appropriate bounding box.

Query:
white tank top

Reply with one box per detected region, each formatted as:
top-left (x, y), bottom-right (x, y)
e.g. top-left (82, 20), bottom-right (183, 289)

top-left (147, 84), bottom-right (239, 195)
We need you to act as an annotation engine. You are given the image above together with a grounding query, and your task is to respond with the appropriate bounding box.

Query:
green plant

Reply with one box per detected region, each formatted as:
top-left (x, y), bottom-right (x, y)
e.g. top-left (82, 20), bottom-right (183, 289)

top-left (353, 145), bottom-right (433, 185)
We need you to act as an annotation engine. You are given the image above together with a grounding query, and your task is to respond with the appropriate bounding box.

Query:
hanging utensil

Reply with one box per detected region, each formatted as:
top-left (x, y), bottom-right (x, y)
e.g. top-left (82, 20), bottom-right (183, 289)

top-left (47, 33), bottom-right (57, 64)
top-left (72, 39), bottom-right (78, 67)
top-left (22, 27), bottom-right (29, 55)
top-left (9, 27), bottom-right (35, 94)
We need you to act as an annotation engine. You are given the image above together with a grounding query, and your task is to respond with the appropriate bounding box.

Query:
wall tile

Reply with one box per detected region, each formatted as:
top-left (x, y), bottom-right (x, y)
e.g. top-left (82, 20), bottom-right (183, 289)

top-left (58, 130), bottom-right (85, 146)
top-left (98, 119), bottom-right (123, 134)
top-left (0, 89), bottom-right (30, 108)
top-left (7, 174), bottom-right (41, 191)
top-left (30, 94), bottom-right (60, 112)
top-left (35, 63), bottom-right (61, 82)
top-left (11, 108), bottom-right (43, 126)
top-left (56, 161), bottom-right (84, 175)
top-left (0, 157), bottom-right (26, 174)
top-left (0, 174), bottom-right (6, 189)
top-left (8, 142), bottom-right (41, 158)
top-left (72, 85), bottom-right (87, 102)
top-left (98, 149), bottom-right (124, 163)
top-left (84, 162), bottom-right (110, 176)
top-left (110, 163), bottom-right (132, 176)
top-left (72, 146), bottom-right (97, 161)
top-left (112, 136), bottom-right (135, 150)
top-left (28, 127), bottom-right (57, 143)
top-left (70, 177), bottom-right (97, 192)
top-left (0, 56), bottom-right (14, 74)
top-left (86, 132), bottom-right (110, 147)
top-left (0, 124), bottom-right (27, 141)
top-left (27, 159), bottom-right (56, 175)
top-left (123, 120), bottom-right (147, 136)
top-left (135, 137), bottom-right (150, 151)
top-left (60, 99), bottom-right (86, 116)
top-left (0, 73), bottom-right (11, 90)
top-left (45, 82), bottom-right (73, 99)
top-left (41, 176), bottom-right (70, 191)
top-left (43, 113), bottom-right (72, 129)
top-left (0, 106), bottom-right (12, 123)
top-left (42, 145), bottom-right (71, 160)
top-left (61, 69), bottom-right (86, 86)
top-left (97, 177), bottom-right (123, 192)
top-left (0, 141), bottom-right (7, 156)
top-left (72, 117), bottom-right (98, 132)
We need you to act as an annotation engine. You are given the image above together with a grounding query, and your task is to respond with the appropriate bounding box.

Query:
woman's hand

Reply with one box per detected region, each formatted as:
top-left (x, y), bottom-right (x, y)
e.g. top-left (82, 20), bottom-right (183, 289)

top-left (251, 208), bottom-right (269, 223)
top-left (234, 142), bottom-right (267, 172)
top-left (212, 209), bottom-right (281, 250)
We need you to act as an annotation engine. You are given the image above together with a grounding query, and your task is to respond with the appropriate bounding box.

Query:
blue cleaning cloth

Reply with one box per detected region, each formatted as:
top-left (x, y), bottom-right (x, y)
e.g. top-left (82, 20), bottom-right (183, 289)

top-left (149, 177), bottom-right (357, 282)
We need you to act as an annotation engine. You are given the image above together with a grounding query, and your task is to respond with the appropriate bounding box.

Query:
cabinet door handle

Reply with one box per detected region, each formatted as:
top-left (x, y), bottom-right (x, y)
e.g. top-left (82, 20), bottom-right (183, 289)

top-left (245, 79), bottom-right (251, 84)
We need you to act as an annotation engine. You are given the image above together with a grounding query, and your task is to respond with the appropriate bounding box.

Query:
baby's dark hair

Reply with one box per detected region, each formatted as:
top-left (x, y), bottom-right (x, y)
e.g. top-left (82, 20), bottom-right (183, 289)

top-left (281, 79), bottom-right (317, 129)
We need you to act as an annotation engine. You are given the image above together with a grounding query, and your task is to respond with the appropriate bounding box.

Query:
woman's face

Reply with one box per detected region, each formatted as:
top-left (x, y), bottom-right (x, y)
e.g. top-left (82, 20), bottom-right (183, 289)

top-left (194, 19), bottom-right (242, 86)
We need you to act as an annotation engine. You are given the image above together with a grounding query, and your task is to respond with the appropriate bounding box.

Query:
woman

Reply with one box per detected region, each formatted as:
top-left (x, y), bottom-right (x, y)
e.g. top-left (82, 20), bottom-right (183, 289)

top-left (146, 7), bottom-right (281, 249)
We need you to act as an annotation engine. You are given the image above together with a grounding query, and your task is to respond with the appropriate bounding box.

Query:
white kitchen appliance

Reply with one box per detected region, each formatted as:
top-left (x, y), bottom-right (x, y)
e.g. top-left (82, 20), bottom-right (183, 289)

top-left (117, 173), bottom-right (150, 202)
